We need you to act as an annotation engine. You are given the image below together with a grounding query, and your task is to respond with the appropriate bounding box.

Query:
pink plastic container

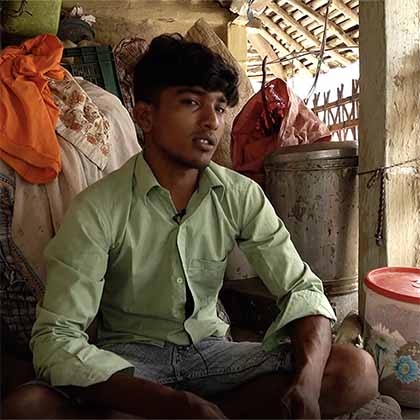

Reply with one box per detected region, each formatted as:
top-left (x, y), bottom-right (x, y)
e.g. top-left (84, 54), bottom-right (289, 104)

top-left (364, 267), bottom-right (420, 408)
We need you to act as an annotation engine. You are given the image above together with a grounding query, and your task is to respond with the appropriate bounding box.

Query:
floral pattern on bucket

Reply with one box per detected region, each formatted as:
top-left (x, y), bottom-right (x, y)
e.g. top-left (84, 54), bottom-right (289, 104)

top-left (394, 354), bottom-right (419, 384)
top-left (365, 322), bottom-right (406, 380)
top-left (393, 342), bottom-right (420, 384)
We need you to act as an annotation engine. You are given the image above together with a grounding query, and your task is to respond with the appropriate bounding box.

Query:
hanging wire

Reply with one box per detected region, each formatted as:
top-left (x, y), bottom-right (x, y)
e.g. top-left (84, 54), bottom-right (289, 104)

top-left (3, 0), bottom-right (32, 17)
top-left (305, 0), bottom-right (333, 101)
top-left (260, 56), bottom-right (277, 136)
top-left (246, 0), bottom-right (257, 23)
top-left (247, 46), bottom-right (359, 70)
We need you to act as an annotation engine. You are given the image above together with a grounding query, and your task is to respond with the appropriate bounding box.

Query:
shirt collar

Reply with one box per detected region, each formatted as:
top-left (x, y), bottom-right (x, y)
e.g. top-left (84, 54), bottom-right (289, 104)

top-left (134, 152), bottom-right (225, 201)
top-left (134, 152), bottom-right (161, 201)
top-left (200, 161), bottom-right (225, 201)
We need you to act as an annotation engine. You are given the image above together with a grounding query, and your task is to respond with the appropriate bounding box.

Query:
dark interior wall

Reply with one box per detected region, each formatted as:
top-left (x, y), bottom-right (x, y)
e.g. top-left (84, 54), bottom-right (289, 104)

top-left (62, 0), bottom-right (232, 45)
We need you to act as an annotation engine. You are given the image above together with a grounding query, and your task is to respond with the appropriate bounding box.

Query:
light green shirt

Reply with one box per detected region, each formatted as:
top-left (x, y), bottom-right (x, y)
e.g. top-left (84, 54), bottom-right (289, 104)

top-left (30, 152), bottom-right (336, 387)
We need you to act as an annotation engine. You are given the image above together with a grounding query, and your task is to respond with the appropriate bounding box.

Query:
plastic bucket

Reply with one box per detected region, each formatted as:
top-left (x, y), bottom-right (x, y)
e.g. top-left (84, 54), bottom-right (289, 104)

top-left (364, 267), bottom-right (420, 408)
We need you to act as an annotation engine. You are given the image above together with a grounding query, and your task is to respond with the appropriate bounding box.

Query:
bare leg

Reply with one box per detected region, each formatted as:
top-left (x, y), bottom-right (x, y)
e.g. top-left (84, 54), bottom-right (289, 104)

top-left (210, 372), bottom-right (292, 419)
top-left (211, 344), bottom-right (378, 419)
top-left (319, 344), bottom-right (378, 417)
top-left (1, 384), bottom-right (140, 419)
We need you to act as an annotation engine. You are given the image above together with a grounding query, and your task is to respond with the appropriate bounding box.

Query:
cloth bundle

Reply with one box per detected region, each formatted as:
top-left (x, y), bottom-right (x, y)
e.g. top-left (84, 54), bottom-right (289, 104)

top-left (0, 34), bottom-right (64, 184)
top-left (231, 78), bottom-right (331, 184)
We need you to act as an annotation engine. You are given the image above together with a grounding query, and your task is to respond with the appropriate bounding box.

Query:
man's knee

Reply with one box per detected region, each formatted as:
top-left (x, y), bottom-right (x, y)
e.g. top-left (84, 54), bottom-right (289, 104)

top-left (1, 384), bottom-right (70, 419)
top-left (1, 383), bottom-right (143, 419)
top-left (328, 344), bottom-right (379, 400)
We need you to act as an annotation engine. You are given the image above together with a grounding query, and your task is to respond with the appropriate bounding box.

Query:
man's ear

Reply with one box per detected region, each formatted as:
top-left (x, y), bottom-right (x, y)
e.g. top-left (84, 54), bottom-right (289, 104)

top-left (133, 101), bottom-right (153, 133)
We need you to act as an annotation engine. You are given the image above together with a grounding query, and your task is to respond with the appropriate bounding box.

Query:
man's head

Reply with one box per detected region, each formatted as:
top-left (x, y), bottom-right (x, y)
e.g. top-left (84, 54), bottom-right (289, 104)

top-left (133, 34), bottom-right (239, 170)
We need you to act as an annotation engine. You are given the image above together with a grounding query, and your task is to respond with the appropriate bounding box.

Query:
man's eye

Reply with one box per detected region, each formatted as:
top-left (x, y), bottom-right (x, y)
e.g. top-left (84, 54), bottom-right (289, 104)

top-left (181, 99), bottom-right (199, 106)
top-left (216, 106), bottom-right (226, 114)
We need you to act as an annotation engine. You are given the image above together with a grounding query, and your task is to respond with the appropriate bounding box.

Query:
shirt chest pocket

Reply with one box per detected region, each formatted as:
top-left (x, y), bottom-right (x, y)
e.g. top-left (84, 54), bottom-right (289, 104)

top-left (188, 258), bottom-right (226, 293)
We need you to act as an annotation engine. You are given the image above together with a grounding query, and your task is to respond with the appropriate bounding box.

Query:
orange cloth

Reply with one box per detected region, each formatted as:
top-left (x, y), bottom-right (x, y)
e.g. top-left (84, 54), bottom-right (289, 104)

top-left (0, 34), bottom-right (64, 184)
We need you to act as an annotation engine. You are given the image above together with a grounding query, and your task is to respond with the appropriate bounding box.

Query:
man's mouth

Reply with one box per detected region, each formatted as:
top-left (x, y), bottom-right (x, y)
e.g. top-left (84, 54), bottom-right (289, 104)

top-left (193, 135), bottom-right (217, 150)
top-left (197, 138), bottom-right (212, 145)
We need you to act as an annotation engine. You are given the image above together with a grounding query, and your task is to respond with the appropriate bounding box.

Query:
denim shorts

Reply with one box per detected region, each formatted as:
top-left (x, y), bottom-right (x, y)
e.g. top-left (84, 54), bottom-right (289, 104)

top-left (105, 336), bottom-right (293, 398)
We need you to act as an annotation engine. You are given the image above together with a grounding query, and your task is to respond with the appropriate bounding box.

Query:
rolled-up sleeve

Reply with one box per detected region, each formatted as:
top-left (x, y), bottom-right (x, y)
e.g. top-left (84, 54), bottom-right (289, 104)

top-left (238, 181), bottom-right (336, 351)
top-left (30, 194), bottom-right (133, 387)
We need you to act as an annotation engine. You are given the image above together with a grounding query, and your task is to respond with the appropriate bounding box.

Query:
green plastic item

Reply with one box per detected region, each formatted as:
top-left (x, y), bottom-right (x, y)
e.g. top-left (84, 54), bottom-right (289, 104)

top-left (3, 0), bottom-right (62, 37)
top-left (62, 46), bottom-right (123, 102)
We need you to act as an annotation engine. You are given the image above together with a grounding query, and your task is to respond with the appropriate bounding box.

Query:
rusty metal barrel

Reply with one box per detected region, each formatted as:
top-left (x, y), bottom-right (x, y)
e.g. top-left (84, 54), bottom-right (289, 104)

top-left (264, 142), bottom-right (359, 324)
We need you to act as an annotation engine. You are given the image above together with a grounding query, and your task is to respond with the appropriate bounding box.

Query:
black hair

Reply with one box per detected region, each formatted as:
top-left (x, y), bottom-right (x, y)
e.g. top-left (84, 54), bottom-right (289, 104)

top-left (133, 34), bottom-right (239, 107)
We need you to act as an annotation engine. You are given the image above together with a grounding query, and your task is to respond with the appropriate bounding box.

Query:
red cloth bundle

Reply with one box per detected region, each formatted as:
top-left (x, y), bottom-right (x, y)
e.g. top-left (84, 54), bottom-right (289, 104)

top-left (231, 78), bottom-right (331, 184)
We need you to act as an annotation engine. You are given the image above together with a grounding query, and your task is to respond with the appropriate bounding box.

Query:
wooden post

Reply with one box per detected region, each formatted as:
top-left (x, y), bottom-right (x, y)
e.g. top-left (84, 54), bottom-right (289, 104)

top-left (227, 23), bottom-right (248, 72)
top-left (247, 29), bottom-right (286, 79)
top-left (358, 0), bottom-right (420, 317)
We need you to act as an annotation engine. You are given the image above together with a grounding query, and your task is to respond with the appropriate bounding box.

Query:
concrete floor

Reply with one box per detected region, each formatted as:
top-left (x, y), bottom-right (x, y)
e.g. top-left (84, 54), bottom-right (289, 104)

top-left (401, 407), bottom-right (420, 419)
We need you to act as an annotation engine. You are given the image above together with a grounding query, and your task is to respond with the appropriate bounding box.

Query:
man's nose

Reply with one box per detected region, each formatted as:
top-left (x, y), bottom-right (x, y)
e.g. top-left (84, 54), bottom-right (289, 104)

top-left (200, 106), bottom-right (220, 131)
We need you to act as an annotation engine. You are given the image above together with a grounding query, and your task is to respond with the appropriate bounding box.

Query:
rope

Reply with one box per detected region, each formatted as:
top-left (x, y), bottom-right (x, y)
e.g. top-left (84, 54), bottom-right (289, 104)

top-left (358, 157), bottom-right (420, 247)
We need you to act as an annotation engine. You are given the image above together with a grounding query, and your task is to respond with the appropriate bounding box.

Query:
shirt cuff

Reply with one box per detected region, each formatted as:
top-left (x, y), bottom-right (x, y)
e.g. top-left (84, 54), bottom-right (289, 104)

top-left (262, 289), bottom-right (337, 352)
top-left (47, 346), bottom-right (135, 387)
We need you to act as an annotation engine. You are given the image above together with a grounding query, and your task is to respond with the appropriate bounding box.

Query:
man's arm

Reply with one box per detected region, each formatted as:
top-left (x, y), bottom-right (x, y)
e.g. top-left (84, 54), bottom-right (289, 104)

top-left (237, 181), bottom-right (336, 419)
top-left (237, 181), bottom-right (336, 349)
top-left (30, 193), bottom-right (132, 386)
top-left (63, 371), bottom-right (226, 419)
top-left (283, 315), bottom-right (332, 419)
top-left (31, 190), bottom-right (226, 419)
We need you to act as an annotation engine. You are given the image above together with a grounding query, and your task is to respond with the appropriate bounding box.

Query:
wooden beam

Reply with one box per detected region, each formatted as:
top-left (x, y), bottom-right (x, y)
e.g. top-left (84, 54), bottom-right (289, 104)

top-left (257, 28), bottom-right (312, 76)
top-left (294, 0), bottom-right (358, 44)
top-left (283, 0), bottom-right (352, 29)
top-left (358, 0), bottom-right (420, 316)
top-left (227, 23), bottom-right (248, 72)
top-left (268, 2), bottom-right (319, 42)
top-left (331, 0), bottom-right (359, 25)
top-left (257, 14), bottom-right (326, 69)
top-left (285, 0), bottom-right (357, 47)
top-left (230, 0), bottom-right (271, 16)
top-left (247, 30), bottom-right (286, 79)
top-left (249, 0), bottom-right (272, 14)
top-left (266, 2), bottom-right (351, 65)
top-left (293, 9), bottom-right (355, 43)
top-left (297, 2), bottom-right (357, 35)
top-left (313, 27), bottom-right (358, 62)
top-left (292, 0), bottom-right (346, 21)
top-left (311, 10), bottom-right (358, 34)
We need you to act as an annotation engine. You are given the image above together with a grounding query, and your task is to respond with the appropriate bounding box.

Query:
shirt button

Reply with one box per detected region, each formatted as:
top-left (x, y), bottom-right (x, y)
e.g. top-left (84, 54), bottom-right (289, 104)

top-left (176, 277), bottom-right (183, 284)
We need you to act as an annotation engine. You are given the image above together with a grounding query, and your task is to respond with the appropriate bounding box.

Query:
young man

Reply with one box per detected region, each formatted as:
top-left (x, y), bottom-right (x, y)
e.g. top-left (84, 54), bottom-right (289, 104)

top-left (5, 34), bottom-right (378, 419)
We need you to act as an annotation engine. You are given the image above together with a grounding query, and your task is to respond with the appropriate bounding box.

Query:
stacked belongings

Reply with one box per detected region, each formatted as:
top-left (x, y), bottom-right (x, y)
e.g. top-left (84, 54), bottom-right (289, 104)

top-left (231, 78), bottom-right (331, 186)
top-left (0, 34), bottom-right (140, 390)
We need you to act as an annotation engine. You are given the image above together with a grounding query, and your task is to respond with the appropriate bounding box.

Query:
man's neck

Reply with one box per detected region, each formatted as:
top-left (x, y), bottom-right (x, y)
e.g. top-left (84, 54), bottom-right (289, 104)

top-left (143, 149), bottom-right (200, 211)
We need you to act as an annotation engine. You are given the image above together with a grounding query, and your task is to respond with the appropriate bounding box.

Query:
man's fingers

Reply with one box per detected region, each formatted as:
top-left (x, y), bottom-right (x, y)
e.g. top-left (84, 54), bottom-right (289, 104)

top-left (182, 391), bottom-right (227, 419)
top-left (283, 388), bottom-right (320, 419)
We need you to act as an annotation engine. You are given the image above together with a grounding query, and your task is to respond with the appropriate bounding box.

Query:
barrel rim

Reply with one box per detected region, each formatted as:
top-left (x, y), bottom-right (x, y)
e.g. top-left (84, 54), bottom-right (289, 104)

top-left (265, 141), bottom-right (358, 165)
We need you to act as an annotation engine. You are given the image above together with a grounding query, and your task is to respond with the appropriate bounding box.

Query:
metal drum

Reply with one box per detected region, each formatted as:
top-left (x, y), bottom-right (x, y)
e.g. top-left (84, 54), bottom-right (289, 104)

top-left (264, 142), bottom-right (359, 324)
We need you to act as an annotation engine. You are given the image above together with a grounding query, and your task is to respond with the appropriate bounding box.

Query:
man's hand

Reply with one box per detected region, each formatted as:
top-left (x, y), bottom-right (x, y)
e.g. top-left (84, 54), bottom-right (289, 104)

top-left (286, 315), bottom-right (333, 419)
top-left (175, 390), bottom-right (227, 419)
top-left (282, 374), bottom-right (321, 419)
top-left (68, 372), bottom-right (227, 419)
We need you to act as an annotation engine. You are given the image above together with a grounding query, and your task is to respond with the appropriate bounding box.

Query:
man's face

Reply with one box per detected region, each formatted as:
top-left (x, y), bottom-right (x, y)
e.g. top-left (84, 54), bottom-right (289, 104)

top-left (140, 86), bottom-right (228, 170)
